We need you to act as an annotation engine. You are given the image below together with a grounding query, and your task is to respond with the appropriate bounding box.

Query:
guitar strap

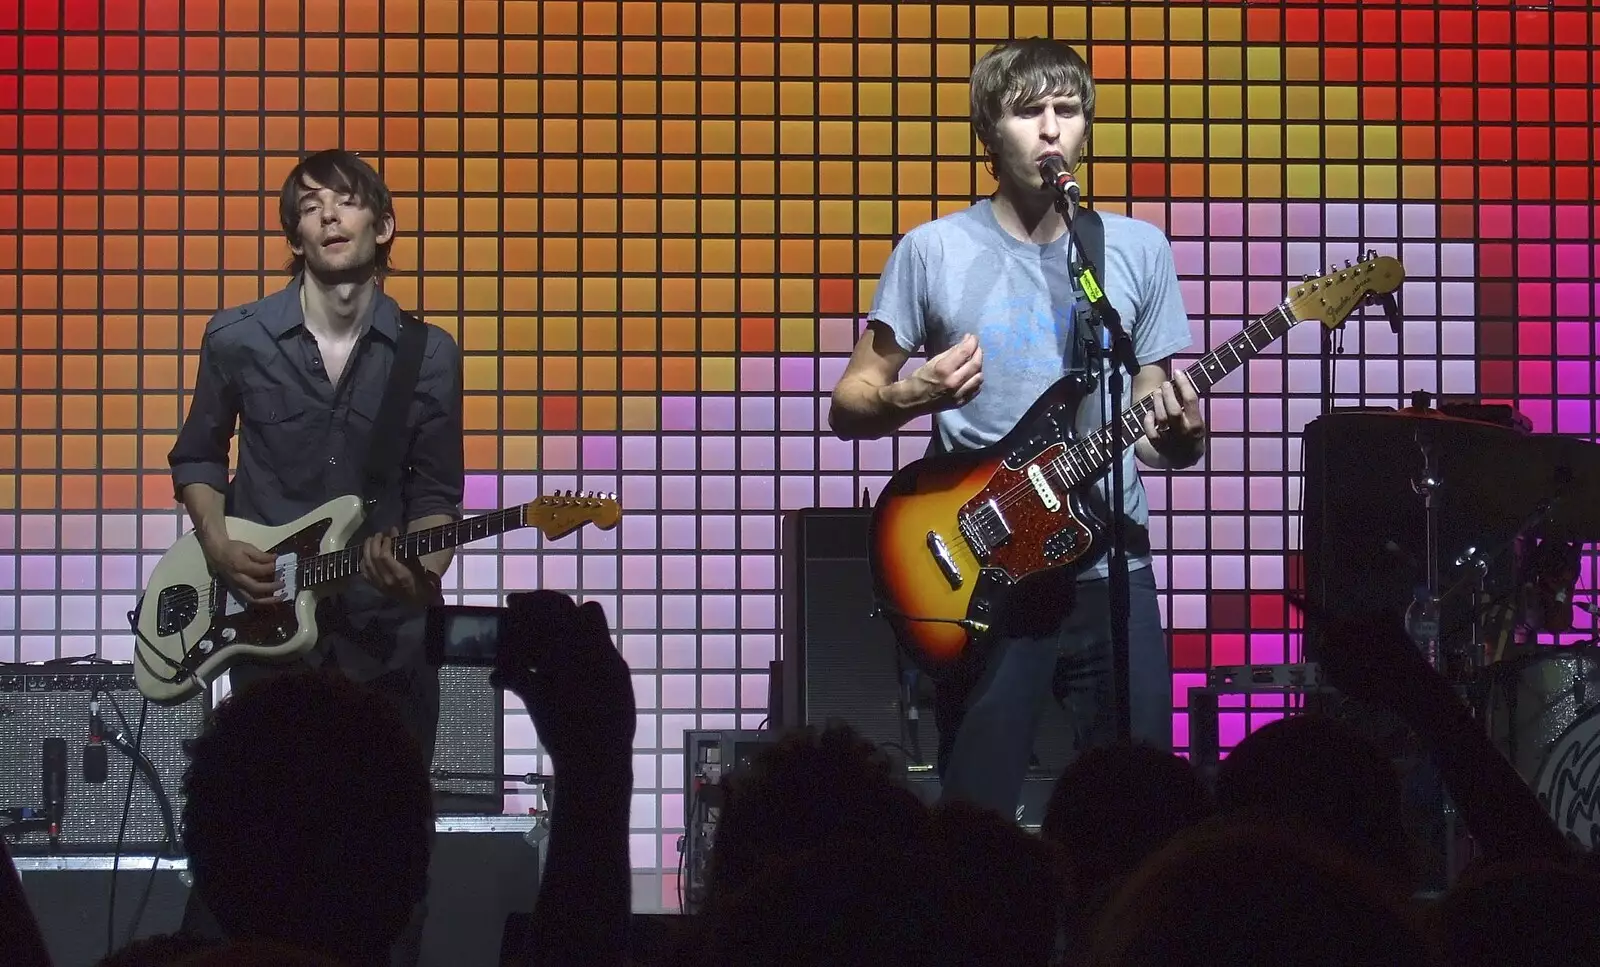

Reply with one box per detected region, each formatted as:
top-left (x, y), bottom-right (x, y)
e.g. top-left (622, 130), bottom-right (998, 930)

top-left (1067, 208), bottom-right (1108, 357)
top-left (361, 311), bottom-right (428, 505)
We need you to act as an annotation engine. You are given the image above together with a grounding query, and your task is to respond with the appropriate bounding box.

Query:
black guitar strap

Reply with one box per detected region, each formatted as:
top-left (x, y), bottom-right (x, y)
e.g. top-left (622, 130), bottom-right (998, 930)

top-left (1068, 208), bottom-right (1108, 354)
top-left (362, 312), bottom-right (428, 505)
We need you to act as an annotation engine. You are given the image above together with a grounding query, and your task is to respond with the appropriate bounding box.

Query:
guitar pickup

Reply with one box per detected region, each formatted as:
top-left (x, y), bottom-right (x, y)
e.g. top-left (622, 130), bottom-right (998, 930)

top-left (926, 531), bottom-right (963, 590)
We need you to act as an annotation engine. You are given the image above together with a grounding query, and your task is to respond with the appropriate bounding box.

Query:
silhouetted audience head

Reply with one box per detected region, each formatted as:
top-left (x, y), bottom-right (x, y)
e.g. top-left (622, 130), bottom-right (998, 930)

top-left (703, 837), bottom-right (958, 967)
top-left (1215, 713), bottom-right (1417, 886)
top-left (927, 799), bottom-right (1066, 967)
top-left (182, 670), bottom-right (433, 967)
top-left (1042, 741), bottom-right (1211, 901)
top-left (179, 939), bottom-right (350, 966)
top-left (1439, 857), bottom-right (1600, 967)
top-left (1084, 822), bottom-right (1439, 967)
top-left (703, 722), bottom-right (929, 907)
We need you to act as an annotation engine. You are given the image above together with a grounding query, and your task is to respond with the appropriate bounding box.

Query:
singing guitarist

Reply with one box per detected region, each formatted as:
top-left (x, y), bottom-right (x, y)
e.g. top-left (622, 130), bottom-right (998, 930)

top-left (828, 39), bottom-right (1206, 818)
top-left (167, 148), bottom-right (465, 761)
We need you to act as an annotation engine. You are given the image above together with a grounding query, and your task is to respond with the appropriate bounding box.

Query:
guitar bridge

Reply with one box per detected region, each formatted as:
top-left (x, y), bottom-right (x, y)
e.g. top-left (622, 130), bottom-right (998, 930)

top-left (926, 531), bottom-right (962, 590)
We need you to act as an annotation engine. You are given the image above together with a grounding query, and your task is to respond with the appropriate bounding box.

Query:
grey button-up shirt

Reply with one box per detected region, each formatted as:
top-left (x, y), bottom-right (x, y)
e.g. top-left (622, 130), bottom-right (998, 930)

top-left (168, 277), bottom-right (465, 675)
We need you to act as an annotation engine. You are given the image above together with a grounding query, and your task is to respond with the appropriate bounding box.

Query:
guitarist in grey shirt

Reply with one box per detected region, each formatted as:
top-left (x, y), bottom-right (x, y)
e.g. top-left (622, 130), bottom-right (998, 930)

top-left (830, 39), bottom-right (1207, 817)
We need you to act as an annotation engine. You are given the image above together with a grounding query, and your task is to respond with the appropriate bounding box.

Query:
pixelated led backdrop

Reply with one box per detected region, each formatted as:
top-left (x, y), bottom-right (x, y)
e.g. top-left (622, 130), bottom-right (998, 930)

top-left (2, 0), bottom-right (1596, 908)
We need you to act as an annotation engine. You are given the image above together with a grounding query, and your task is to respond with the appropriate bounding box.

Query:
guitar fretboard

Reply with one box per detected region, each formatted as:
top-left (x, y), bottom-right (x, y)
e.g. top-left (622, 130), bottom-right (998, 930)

top-left (302, 505), bottom-right (528, 588)
top-left (1054, 305), bottom-right (1299, 486)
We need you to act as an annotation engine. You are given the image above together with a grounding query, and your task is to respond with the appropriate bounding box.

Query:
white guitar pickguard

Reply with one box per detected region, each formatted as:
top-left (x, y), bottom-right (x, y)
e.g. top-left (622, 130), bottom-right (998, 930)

top-left (222, 552), bottom-right (300, 616)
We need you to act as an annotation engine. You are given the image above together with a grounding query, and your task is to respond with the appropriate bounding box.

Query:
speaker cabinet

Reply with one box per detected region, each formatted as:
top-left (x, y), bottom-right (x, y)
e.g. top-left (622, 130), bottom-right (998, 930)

top-left (0, 663), bottom-right (204, 856)
top-left (430, 665), bottom-right (504, 815)
top-left (780, 508), bottom-right (1076, 783)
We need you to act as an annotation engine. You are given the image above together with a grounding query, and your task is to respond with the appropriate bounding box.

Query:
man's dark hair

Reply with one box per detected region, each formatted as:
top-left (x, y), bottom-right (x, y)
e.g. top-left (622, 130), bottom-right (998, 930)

top-left (181, 670), bottom-right (433, 966)
top-left (278, 149), bottom-right (395, 277)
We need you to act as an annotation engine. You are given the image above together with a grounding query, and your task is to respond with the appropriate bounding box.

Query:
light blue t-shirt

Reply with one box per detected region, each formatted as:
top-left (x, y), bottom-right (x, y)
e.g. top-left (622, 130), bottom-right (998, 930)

top-left (867, 198), bottom-right (1193, 579)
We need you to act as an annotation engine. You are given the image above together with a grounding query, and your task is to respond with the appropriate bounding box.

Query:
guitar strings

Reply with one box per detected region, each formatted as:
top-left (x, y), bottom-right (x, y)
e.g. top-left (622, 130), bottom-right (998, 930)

top-left (965, 308), bottom-right (1292, 523)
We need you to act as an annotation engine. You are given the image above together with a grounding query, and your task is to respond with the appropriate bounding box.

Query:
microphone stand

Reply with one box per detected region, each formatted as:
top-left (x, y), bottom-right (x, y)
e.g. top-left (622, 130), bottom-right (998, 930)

top-left (1054, 191), bottom-right (1141, 744)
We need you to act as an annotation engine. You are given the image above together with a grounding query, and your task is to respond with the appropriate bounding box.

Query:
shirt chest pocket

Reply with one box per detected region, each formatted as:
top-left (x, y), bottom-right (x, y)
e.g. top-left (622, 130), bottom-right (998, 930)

top-left (238, 388), bottom-right (322, 486)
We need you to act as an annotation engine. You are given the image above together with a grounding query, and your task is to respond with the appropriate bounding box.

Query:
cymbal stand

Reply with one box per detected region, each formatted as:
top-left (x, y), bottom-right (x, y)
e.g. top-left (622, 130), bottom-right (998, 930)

top-left (1406, 426), bottom-right (1443, 672)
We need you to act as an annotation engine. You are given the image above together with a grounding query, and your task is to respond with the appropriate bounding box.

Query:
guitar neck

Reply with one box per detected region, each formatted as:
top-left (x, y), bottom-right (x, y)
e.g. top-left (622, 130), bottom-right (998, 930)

top-left (1066, 305), bottom-right (1299, 484)
top-left (305, 506), bottom-right (528, 588)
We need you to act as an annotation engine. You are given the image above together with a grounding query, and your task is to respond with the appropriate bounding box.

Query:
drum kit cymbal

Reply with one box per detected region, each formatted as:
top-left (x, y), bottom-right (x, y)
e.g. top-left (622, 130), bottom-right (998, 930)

top-left (1314, 404), bottom-right (1600, 853)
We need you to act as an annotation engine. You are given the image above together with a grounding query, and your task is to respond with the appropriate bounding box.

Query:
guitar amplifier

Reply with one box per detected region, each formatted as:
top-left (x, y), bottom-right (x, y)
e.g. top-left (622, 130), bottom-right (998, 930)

top-left (0, 663), bottom-right (205, 856)
top-left (430, 664), bottom-right (505, 815)
top-left (779, 507), bottom-right (1075, 784)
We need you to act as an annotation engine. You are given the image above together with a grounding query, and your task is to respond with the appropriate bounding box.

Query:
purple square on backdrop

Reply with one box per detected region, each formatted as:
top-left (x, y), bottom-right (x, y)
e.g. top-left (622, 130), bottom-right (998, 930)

top-left (740, 397), bottom-right (775, 432)
top-left (661, 396), bottom-right (697, 431)
top-left (1242, 202), bottom-right (1276, 237)
top-left (701, 594), bottom-right (736, 629)
top-left (660, 555), bottom-right (698, 590)
top-left (1401, 203), bottom-right (1436, 238)
top-left (779, 357), bottom-right (814, 392)
top-left (740, 358), bottom-right (775, 393)
top-left (740, 515), bottom-right (776, 550)
top-left (700, 515), bottom-right (736, 549)
top-left (701, 674), bottom-right (737, 709)
top-left (858, 436), bottom-right (896, 472)
top-left (1363, 204), bottom-right (1397, 238)
top-left (661, 595), bottom-right (697, 630)
top-left (100, 555), bottom-right (137, 590)
top-left (740, 674), bottom-right (771, 709)
top-left (543, 436), bottom-right (578, 470)
top-left (818, 317), bottom-right (858, 353)
top-left (1247, 241), bottom-right (1281, 275)
top-left (1556, 284), bottom-right (1591, 318)
top-left (740, 554), bottom-right (776, 590)
top-left (702, 398), bottom-right (735, 431)
top-left (779, 476), bottom-right (816, 510)
top-left (740, 437), bottom-right (776, 472)
top-left (622, 515), bottom-right (659, 551)
top-left (741, 635), bottom-right (776, 669)
top-left (1207, 241), bottom-right (1243, 276)
top-left (621, 475), bottom-right (658, 511)
top-left (700, 436), bottom-right (736, 471)
top-left (661, 478), bottom-right (697, 511)
top-left (60, 595), bottom-right (98, 631)
top-left (622, 436), bottom-right (657, 471)
top-left (815, 477), bottom-right (849, 508)
top-left (661, 515), bottom-right (697, 549)
top-left (1171, 240), bottom-right (1204, 275)
top-left (21, 516), bottom-right (56, 550)
top-left (462, 554), bottom-right (498, 590)
top-left (819, 436), bottom-right (854, 471)
top-left (660, 437), bottom-right (696, 471)
top-left (0, 515), bottom-right (14, 551)
top-left (60, 555), bottom-right (96, 590)
top-left (702, 476), bottom-right (737, 510)
top-left (661, 673), bottom-right (697, 710)
top-left (741, 476), bottom-right (775, 510)
top-left (582, 555), bottom-right (618, 590)
top-left (779, 396), bottom-right (813, 431)
top-left (662, 634), bottom-right (697, 668)
top-left (503, 554), bottom-right (539, 590)
top-left (21, 557), bottom-right (57, 592)
top-left (582, 436), bottom-right (619, 470)
top-left (61, 515), bottom-right (97, 550)
top-left (621, 593), bottom-right (657, 629)
top-left (1168, 201), bottom-right (1205, 237)
top-left (1324, 204), bottom-right (1359, 241)
top-left (701, 634), bottom-right (737, 669)
top-left (740, 593), bottom-right (777, 630)
top-left (542, 554), bottom-right (578, 591)
top-left (463, 474), bottom-right (499, 511)
top-left (21, 596), bottom-right (55, 630)
top-left (779, 437), bottom-right (814, 471)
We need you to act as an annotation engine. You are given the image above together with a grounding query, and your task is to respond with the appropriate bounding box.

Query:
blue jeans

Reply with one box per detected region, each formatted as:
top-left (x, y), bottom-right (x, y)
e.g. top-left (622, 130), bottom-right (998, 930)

top-left (935, 567), bottom-right (1171, 817)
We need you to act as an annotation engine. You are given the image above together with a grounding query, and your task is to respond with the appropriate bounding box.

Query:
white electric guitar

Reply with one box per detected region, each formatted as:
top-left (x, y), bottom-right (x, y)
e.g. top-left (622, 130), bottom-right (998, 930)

top-left (131, 491), bottom-right (622, 704)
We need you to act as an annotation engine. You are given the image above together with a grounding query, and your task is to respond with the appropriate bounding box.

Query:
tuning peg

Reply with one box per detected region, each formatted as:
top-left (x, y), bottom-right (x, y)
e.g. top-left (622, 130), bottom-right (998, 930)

top-left (1344, 258), bottom-right (1352, 268)
top-left (1301, 273), bottom-right (1314, 283)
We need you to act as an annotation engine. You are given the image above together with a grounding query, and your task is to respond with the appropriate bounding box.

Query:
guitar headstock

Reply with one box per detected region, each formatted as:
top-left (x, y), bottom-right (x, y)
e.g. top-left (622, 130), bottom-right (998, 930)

top-left (526, 491), bottom-right (622, 539)
top-left (1286, 252), bottom-right (1406, 331)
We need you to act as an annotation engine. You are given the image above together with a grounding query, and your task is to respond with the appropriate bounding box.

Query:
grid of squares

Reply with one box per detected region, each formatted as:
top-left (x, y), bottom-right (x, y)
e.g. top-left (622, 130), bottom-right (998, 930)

top-left (1, 1), bottom-right (1595, 910)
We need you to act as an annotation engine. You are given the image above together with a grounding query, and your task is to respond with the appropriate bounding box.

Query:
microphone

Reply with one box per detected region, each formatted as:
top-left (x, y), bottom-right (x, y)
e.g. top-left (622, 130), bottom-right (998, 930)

top-left (1038, 156), bottom-right (1081, 213)
top-left (84, 691), bottom-right (108, 784)
top-left (43, 737), bottom-right (66, 847)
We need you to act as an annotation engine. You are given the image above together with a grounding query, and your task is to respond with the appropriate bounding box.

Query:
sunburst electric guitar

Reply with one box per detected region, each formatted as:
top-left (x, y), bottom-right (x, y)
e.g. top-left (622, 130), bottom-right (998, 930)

top-left (869, 253), bottom-right (1405, 674)
top-left (132, 491), bottom-right (622, 703)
